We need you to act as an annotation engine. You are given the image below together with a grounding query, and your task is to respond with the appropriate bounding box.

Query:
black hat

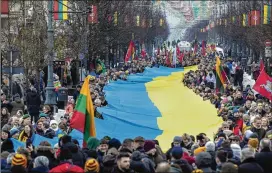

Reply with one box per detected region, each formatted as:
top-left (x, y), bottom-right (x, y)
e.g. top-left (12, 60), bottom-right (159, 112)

top-left (59, 147), bottom-right (72, 161)
top-left (1, 139), bottom-right (14, 153)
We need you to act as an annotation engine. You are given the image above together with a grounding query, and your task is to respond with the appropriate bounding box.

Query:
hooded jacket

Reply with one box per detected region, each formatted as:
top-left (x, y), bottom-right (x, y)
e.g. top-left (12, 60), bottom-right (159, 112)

top-left (11, 97), bottom-right (24, 115)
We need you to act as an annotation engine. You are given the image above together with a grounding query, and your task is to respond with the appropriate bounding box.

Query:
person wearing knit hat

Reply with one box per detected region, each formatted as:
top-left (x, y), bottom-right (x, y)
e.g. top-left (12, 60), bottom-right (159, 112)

top-left (248, 138), bottom-right (259, 150)
top-left (173, 136), bottom-right (182, 146)
top-left (194, 146), bottom-right (206, 156)
top-left (108, 138), bottom-right (121, 150)
top-left (171, 147), bottom-right (183, 160)
top-left (22, 114), bottom-right (30, 120)
top-left (12, 154), bottom-right (27, 168)
top-left (84, 158), bottom-right (100, 173)
top-left (144, 140), bottom-right (156, 153)
top-left (87, 137), bottom-right (100, 150)
top-left (9, 128), bottom-right (19, 139)
top-left (205, 141), bottom-right (215, 152)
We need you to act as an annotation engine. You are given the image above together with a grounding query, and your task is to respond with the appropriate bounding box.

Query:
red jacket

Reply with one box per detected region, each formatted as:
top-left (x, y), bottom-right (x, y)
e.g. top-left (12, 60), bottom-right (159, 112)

top-left (49, 162), bottom-right (84, 173)
top-left (233, 118), bottom-right (243, 139)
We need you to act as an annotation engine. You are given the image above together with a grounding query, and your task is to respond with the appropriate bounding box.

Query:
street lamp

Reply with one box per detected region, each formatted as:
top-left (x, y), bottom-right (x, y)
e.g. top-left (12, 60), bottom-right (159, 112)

top-left (44, 0), bottom-right (56, 105)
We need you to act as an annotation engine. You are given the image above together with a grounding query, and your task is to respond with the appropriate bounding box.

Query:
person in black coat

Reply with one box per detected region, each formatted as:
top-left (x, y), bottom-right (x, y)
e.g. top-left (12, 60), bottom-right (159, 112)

top-left (41, 121), bottom-right (55, 139)
top-left (73, 85), bottom-right (81, 102)
top-left (255, 139), bottom-right (272, 173)
top-left (26, 88), bottom-right (41, 122)
top-left (238, 148), bottom-right (264, 173)
top-left (1, 93), bottom-right (13, 113)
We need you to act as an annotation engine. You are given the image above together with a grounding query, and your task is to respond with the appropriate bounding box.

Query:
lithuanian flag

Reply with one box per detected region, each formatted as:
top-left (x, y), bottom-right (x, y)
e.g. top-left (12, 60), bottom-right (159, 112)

top-left (215, 56), bottom-right (228, 93)
top-left (263, 4), bottom-right (271, 24)
top-left (53, 0), bottom-right (68, 20)
top-left (70, 75), bottom-right (96, 144)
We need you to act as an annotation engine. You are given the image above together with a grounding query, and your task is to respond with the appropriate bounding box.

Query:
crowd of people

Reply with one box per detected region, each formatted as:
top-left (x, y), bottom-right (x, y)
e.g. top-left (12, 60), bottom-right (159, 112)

top-left (1, 49), bottom-right (272, 173)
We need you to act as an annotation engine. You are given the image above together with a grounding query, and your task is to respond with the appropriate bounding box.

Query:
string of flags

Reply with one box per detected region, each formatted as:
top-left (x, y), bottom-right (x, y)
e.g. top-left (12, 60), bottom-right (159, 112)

top-left (53, 2), bottom-right (166, 27)
top-left (200, 5), bottom-right (272, 33)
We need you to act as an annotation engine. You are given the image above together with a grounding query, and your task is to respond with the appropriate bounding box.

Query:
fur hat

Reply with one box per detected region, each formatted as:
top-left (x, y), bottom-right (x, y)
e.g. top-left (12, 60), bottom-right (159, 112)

top-left (144, 140), bottom-right (156, 152)
top-left (205, 141), bottom-right (215, 152)
top-left (84, 158), bottom-right (100, 173)
top-left (12, 154), bottom-right (27, 168)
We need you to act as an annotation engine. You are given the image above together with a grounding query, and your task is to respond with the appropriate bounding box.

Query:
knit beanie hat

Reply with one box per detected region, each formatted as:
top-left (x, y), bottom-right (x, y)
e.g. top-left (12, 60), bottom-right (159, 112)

top-left (12, 154), bottom-right (27, 168)
top-left (205, 141), bottom-right (215, 152)
top-left (39, 113), bottom-right (48, 118)
top-left (108, 138), bottom-right (121, 150)
top-left (248, 138), bottom-right (259, 149)
top-left (87, 137), bottom-right (100, 150)
top-left (84, 158), bottom-right (100, 173)
top-left (10, 128), bottom-right (19, 137)
top-left (144, 140), bottom-right (156, 152)
top-left (22, 114), bottom-right (30, 120)
top-left (194, 147), bottom-right (206, 156)
top-left (173, 136), bottom-right (182, 143)
top-left (171, 147), bottom-right (183, 160)
top-left (230, 143), bottom-right (241, 160)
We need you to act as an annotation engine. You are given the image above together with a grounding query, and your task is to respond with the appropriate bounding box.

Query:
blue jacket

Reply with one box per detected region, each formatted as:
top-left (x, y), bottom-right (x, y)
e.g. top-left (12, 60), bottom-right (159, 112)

top-left (30, 166), bottom-right (49, 173)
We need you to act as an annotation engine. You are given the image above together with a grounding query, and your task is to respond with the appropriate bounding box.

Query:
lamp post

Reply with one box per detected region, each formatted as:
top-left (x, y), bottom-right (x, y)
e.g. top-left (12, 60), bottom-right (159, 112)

top-left (44, 0), bottom-right (56, 105)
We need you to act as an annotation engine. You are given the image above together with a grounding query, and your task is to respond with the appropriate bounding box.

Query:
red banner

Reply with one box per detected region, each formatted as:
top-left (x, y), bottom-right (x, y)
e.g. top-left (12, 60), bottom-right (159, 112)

top-left (88, 5), bottom-right (98, 23)
top-left (250, 10), bottom-right (260, 26)
top-left (1, 0), bottom-right (8, 14)
top-left (125, 41), bottom-right (133, 62)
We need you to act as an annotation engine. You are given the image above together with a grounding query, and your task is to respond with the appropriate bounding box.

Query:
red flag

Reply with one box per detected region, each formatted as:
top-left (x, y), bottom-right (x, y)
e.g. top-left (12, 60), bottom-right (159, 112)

top-left (166, 50), bottom-right (171, 66)
top-left (176, 46), bottom-right (181, 56)
top-left (253, 69), bottom-right (272, 100)
top-left (178, 52), bottom-right (184, 63)
top-left (88, 5), bottom-right (98, 23)
top-left (260, 59), bottom-right (264, 72)
top-left (250, 10), bottom-right (260, 26)
top-left (194, 44), bottom-right (198, 54)
top-left (1, 0), bottom-right (9, 14)
top-left (125, 41), bottom-right (133, 62)
top-left (157, 47), bottom-right (160, 55)
top-left (141, 49), bottom-right (146, 58)
top-left (201, 41), bottom-right (206, 56)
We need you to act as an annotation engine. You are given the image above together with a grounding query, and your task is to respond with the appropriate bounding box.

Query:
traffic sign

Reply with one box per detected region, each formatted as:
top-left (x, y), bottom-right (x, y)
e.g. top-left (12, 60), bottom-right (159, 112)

top-left (265, 47), bottom-right (272, 57)
top-left (265, 39), bottom-right (272, 47)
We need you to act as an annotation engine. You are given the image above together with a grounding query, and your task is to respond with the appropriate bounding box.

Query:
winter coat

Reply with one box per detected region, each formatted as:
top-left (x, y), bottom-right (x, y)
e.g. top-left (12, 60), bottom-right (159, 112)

top-left (255, 148), bottom-right (272, 173)
top-left (1, 164), bottom-right (11, 173)
top-left (49, 162), bottom-right (84, 173)
top-left (250, 127), bottom-right (266, 141)
top-left (1, 113), bottom-right (10, 127)
top-left (238, 157), bottom-right (264, 173)
top-left (130, 151), bottom-right (155, 173)
top-left (41, 128), bottom-right (55, 139)
top-left (207, 151), bottom-right (217, 171)
top-left (112, 166), bottom-right (134, 173)
top-left (171, 159), bottom-right (193, 173)
top-left (62, 142), bottom-right (86, 168)
top-left (26, 91), bottom-right (41, 115)
top-left (30, 166), bottom-right (49, 173)
top-left (11, 98), bottom-right (24, 115)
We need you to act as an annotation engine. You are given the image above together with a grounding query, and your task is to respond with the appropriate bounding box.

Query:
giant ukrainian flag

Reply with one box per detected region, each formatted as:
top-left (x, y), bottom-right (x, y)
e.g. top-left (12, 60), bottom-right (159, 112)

top-left (96, 66), bottom-right (222, 151)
